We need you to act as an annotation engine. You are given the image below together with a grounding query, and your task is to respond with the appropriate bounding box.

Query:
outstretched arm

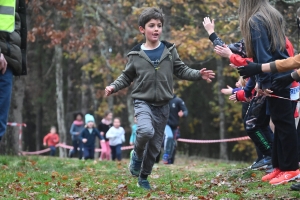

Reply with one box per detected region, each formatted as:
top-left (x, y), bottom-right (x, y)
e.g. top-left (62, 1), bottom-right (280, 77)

top-left (105, 56), bottom-right (136, 96)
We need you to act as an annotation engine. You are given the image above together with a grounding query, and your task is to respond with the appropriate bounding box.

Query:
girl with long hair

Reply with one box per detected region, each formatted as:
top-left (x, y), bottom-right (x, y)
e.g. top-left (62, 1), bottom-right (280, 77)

top-left (238, 0), bottom-right (299, 185)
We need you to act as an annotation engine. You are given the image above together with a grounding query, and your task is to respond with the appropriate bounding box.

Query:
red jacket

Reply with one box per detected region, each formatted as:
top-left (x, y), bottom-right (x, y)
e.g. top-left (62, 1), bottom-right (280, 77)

top-left (43, 133), bottom-right (59, 146)
top-left (229, 37), bottom-right (294, 67)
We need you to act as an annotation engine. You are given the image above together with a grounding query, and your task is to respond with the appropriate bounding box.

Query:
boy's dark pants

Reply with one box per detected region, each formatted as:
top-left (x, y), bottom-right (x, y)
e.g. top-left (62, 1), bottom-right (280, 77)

top-left (134, 99), bottom-right (169, 176)
top-left (83, 147), bottom-right (95, 160)
top-left (49, 146), bottom-right (56, 156)
top-left (268, 88), bottom-right (298, 171)
top-left (110, 144), bottom-right (122, 161)
top-left (70, 139), bottom-right (83, 159)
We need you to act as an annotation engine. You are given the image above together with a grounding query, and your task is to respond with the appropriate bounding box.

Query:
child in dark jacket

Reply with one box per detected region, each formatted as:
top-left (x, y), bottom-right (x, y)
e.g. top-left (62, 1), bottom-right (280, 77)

top-left (80, 114), bottom-right (104, 160)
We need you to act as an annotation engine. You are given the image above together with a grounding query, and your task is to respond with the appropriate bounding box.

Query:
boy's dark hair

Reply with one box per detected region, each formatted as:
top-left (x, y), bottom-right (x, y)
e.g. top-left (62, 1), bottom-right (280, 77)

top-left (138, 7), bottom-right (164, 28)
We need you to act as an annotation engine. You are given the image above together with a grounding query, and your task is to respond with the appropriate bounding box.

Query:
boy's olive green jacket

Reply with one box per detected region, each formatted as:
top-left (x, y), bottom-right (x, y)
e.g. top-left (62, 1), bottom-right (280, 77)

top-left (110, 41), bottom-right (202, 106)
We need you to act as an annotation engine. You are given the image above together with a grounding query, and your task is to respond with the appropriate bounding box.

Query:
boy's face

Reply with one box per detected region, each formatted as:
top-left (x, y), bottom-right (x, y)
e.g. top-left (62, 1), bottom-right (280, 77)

top-left (139, 19), bottom-right (162, 44)
top-left (50, 128), bottom-right (56, 134)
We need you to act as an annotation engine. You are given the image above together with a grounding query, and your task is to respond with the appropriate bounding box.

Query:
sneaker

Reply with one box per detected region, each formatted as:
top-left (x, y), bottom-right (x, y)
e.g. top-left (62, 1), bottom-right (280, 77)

top-left (291, 183), bottom-right (300, 191)
top-left (265, 165), bottom-right (274, 174)
top-left (129, 151), bottom-right (143, 177)
top-left (269, 170), bottom-right (300, 185)
top-left (162, 154), bottom-right (169, 164)
top-left (262, 168), bottom-right (281, 182)
top-left (137, 177), bottom-right (151, 190)
top-left (251, 156), bottom-right (271, 170)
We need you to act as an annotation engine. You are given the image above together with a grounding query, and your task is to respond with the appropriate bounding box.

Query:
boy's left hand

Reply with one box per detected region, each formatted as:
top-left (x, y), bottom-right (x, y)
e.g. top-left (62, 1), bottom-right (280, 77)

top-left (199, 68), bottom-right (215, 83)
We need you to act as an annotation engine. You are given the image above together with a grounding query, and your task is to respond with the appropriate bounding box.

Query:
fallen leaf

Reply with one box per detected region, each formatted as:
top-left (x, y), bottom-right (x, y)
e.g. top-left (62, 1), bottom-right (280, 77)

top-left (145, 192), bottom-right (151, 198)
top-left (17, 172), bottom-right (25, 177)
top-left (76, 181), bottom-right (81, 187)
top-left (61, 175), bottom-right (68, 180)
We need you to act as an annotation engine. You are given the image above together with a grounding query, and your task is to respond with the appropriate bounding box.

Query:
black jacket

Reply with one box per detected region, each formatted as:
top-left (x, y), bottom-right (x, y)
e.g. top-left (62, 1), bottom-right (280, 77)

top-left (79, 128), bottom-right (103, 147)
top-left (167, 95), bottom-right (188, 129)
top-left (0, 0), bottom-right (27, 75)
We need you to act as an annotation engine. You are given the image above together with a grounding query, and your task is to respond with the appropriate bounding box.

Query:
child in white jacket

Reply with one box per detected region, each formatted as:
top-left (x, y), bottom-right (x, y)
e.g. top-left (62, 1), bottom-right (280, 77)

top-left (106, 117), bottom-right (125, 161)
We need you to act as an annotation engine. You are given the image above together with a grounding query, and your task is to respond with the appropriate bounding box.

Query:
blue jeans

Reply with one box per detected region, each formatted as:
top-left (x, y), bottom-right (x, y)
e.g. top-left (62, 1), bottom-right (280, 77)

top-left (49, 146), bottom-right (56, 156)
top-left (110, 144), bottom-right (122, 161)
top-left (83, 146), bottom-right (95, 160)
top-left (0, 68), bottom-right (13, 139)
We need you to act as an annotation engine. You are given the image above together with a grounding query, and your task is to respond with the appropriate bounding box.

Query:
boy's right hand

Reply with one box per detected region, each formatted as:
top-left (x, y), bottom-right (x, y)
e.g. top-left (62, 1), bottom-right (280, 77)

top-left (202, 17), bottom-right (215, 36)
top-left (105, 86), bottom-right (114, 96)
top-left (82, 138), bottom-right (87, 143)
top-left (43, 143), bottom-right (46, 147)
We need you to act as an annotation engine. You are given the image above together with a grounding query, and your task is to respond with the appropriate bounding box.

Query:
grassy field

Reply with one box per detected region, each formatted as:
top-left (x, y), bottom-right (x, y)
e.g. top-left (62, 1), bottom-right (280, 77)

top-left (0, 155), bottom-right (299, 200)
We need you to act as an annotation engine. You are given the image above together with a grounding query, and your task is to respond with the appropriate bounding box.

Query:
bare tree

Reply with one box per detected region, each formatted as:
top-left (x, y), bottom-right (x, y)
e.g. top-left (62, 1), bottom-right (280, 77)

top-left (217, 58), bottom-right (228, 160)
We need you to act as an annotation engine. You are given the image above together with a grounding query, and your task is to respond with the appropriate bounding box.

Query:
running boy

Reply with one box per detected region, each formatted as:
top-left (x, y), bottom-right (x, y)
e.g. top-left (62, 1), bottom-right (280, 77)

top-left (105, 7), bottom-right (215, 190)
top-left (43, 126), bottom-right (60, 156)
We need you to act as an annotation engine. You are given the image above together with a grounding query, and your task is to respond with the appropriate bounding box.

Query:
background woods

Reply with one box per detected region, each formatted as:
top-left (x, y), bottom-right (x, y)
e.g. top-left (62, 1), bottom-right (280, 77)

top-left (1, 0), bottom-right (300, 161)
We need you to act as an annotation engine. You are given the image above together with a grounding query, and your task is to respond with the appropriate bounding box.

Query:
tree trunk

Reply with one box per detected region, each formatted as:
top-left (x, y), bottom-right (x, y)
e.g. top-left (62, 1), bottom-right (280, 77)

top-left (217, 58), bottom-right (228, 160)
top-left (0, 77), bottom-right (25, 155)
top-left (55, 44), bottom-right (67, 157)
top-left (161, 2), bottom-right (172, 41)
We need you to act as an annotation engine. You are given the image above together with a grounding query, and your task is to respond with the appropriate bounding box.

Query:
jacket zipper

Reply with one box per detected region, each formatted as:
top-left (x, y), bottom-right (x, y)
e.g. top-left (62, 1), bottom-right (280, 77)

top-left (139, 47), bottom-right (172, 103)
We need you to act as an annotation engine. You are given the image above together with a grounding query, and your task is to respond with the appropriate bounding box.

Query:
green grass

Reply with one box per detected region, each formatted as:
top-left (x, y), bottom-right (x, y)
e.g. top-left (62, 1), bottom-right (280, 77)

top-left (0, 155), bottom-right (299, 199)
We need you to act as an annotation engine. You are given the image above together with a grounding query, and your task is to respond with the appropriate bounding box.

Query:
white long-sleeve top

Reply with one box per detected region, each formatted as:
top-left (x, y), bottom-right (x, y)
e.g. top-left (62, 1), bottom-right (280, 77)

top-left (105, 126), bottom-right (125, 146)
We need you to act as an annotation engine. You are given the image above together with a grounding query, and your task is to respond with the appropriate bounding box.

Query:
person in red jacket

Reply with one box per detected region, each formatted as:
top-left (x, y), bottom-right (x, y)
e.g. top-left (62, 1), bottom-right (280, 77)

top-left (43, 126), bottom-right (60, 156)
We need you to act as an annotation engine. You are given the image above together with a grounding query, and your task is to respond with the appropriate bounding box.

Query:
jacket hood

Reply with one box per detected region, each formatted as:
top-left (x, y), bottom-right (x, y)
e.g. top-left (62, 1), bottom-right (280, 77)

top-left (127, 40), bottom-right (175, 56)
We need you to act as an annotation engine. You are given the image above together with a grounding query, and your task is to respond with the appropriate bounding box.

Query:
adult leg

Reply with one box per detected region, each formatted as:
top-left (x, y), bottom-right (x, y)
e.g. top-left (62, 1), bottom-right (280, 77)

top-left (268, 89), bottom-right (298, 171)
top-left (0, 68), bottom-right (13, 140)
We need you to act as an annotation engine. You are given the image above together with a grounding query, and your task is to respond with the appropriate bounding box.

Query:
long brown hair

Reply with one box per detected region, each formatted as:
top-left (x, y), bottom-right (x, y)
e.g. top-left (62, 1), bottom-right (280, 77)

top-left (238, 0), bottom-right (286, 58)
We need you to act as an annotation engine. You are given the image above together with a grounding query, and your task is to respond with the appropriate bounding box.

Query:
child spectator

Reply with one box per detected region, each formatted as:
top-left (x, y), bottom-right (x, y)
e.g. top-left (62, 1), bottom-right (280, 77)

top-left (129, 117), bottom-right (137, 145)
top-left (106, 117), bottom-right (125, 161)
top-left (105, 7), bottom-right (214, 190)
top-left (69, 112), bottom-right (85, 159)
top-left (129, 117), bottom-right (137, 160)
top-left (43, 126), bottom-right (59, 156)
top-left (80, 114), bottom-right (104, 160)
top-left (98, 111), bottom-right (113, 160)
